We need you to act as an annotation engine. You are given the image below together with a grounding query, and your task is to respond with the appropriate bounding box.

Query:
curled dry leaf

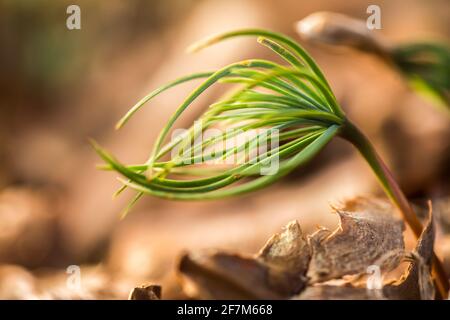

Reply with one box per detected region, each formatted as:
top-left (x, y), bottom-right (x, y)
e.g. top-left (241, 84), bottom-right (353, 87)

top-left (179, 251), bottom-right (283, 299)
top-left (442, 235), bottom-right (450, 277)
top-left (178, 221), bottom-right (310, 299)
top-left (433, 196), bottom-right (450, 233)
top-left (176, 197), bottom-right (438, 300)
top-left (383, 212), bottom-right (435, 300)
top-left (256, 220), bottom-right (310, 280)
top-left (307, 197), bottom-right (405, 283)
top-left (298, 206), bottom-right (436, 300)
top-left (128, 284), bottom-right (161, 300)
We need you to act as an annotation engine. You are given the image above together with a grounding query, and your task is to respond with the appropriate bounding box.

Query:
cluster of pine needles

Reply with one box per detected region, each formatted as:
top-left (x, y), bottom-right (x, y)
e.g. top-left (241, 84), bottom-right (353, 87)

top-left (93, 30), bottom-right (348, 214)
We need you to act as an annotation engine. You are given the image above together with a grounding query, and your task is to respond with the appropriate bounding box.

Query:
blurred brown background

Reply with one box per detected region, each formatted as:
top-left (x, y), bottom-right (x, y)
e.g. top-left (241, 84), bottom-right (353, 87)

top-left (0, 0), bottom-right (449, 299)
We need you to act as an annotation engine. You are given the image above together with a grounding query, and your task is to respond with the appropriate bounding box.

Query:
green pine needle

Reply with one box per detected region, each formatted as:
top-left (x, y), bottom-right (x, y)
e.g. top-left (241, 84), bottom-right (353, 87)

top-left (94, 29), bottom-right (346, 213)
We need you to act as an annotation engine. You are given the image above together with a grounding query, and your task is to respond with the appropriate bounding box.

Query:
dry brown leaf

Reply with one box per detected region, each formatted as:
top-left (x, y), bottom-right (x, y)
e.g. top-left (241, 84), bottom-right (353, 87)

top-left (297, 208), bottom-right (436, 300)
top-left (178, 220), bottom-right (310, 299)
top-left (178, 250), bottom-right (309, 300)
top-left (434, 196), bottom-right (450, 233)
top-left (383, 212), bottom-right (435, 300)
top-left (442, 235), bottom-right (450, 277)
top-left (179, 251), bottom-right (281, 299)
top-left (128, 284), bottom-right (161, 300)
top-left (257, 220), bottom-right (310, 276)
top-left (176, 197), bottom-right (437, 300)
top-left (307, 197), bottom-right (405, 283)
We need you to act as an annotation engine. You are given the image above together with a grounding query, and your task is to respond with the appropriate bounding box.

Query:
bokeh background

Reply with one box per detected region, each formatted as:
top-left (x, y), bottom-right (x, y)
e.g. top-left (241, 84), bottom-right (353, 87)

top-left (0, 0), bottom-right (449, 299)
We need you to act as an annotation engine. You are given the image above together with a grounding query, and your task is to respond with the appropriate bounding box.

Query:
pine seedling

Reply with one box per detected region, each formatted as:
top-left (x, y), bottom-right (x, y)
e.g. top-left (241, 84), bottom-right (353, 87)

top-left (92, 29), bottom-right (448, 297)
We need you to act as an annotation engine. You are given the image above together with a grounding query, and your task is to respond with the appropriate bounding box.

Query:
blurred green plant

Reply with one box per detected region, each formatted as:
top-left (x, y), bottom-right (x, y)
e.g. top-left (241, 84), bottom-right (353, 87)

top-left (296, 12), bottom-right (450, 111)
top-left (92, 29), bottom-right (448, 297)
top-left (391, 42), bottom-right (450, 108)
